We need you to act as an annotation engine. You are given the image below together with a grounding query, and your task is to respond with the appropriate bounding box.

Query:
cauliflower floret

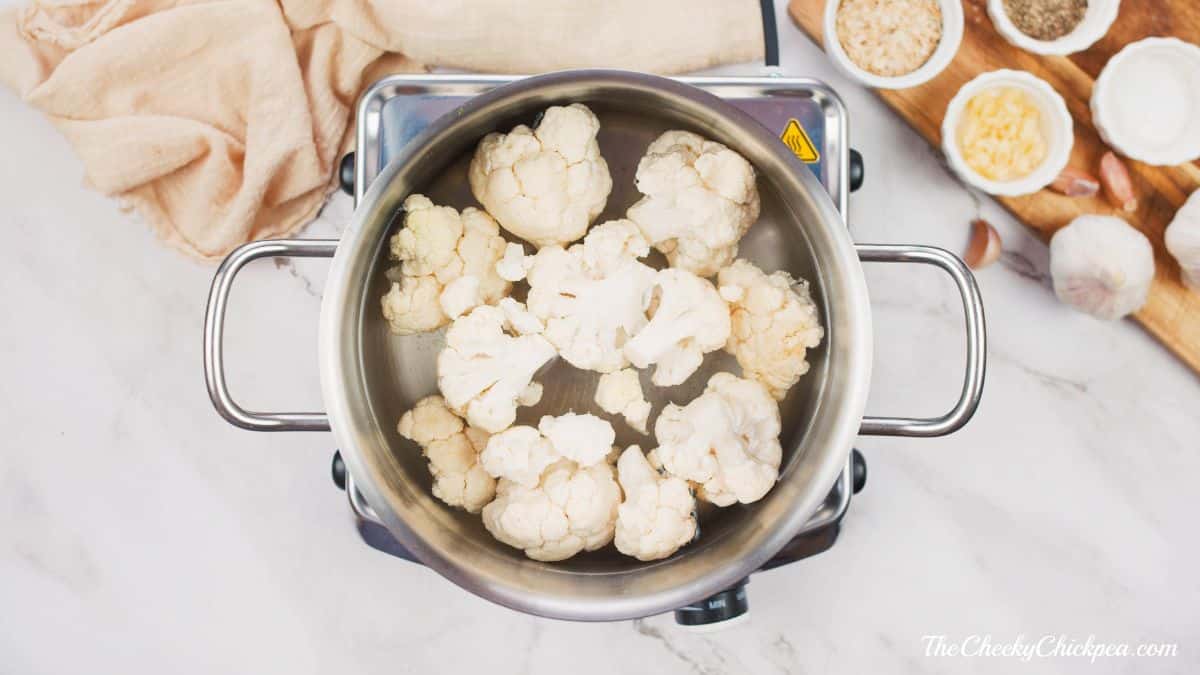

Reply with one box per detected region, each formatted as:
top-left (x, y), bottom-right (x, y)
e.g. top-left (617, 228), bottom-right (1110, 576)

top-left (481, 413), bottom-right (616, 487)
top-left (381, 275), bottom-right (444, 335)
top-left (469, 103), bottom-right (612, 248)
top-left (717, 259), bottom-right (824, 400)
top-left (525, 220), bottom-right (657, 373)
top-left (436, 304), bottom-right (556, 433)
top-left (496, 242), bottom-right (533, 282)
top-left (518, 382), bottom-right (544, 407)
top-left (397, 396), bottom-right (496, 513)
top-left (614, 445), bottom-right (697, 561)
top-left (537, 413), bottom-right (615, 467)
top-left (497, 297), bottom-right (544, 336)
top-left (623, 268), bottom-right (732, 387)
top-left (626, 130), bottom-right (760, 277)
top-left (654, 372), bottom-right (782, 506)
top-left (439, 276), bottom-right (481, 320)
top-left (594, 368), bottom-right (652, 434)
top-left (480, 425), bottom-right (560, 488)
top-left (380, 194), bottom-right (511, 335)
top-left (482, 460), bottom-right (621, 561)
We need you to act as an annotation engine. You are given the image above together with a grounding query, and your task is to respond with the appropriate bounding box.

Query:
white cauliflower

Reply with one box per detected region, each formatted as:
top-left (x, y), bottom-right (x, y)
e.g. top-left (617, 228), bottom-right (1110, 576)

top-left (537, 413), bottom-right (615, 467)
top-left (481, 413), bottom-right (616, 487)
top-left (497, 297), bottom-right (545, 336)
top-left (626, 130), bottom-right (760, 276)
top-left (381, 194), bottom-right (511, 335)
top-left (381, 276), bottom-right (443, 335)
top-left (436, 304), bottom-right (556, 433)
top-left (469, 103), bottom-right (612, 248)
top-left (482, 460), bottom-right (622, 561)
top-left (654, 372), bottom-right (782, 506)
top-left (518, 382), bottom-right (544, 407)
top-left (718, 259), bottom-right (824, 400)
top-left (438, 276), bottom-right (481, 320)
top-left (594, 368), bottom-right (652, 434)
top-left (480, 425), bottom-right (560, 488)
top-left (614, 446), bottom-right (697, 561)
top-left (496, 242), bottom-right (533, 282)
top-left (397, 396), bottom-right (496, 513)
top-left (623, 268), bottom-right (732, 387)
top-left (525, 220), bottom-right (658, 373)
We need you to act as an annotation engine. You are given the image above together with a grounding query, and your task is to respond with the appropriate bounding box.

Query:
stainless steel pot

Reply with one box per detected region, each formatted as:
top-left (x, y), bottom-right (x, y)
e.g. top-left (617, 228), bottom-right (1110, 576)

top-left (203, 70), bottom-right (986, 621)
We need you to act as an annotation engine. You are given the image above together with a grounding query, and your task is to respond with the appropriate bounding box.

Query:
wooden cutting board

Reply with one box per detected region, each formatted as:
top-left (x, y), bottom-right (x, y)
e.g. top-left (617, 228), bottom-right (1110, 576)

top-left (789, 0), bottom-right (1200, 374)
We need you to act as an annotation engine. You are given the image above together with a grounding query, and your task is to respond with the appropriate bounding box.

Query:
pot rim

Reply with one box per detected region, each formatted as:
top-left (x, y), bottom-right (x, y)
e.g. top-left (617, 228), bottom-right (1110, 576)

top-left (318, 69), bottom-right (874, 621)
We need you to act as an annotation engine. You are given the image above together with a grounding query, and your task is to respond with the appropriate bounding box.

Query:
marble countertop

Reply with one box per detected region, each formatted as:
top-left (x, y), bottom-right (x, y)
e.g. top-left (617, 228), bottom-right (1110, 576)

top-left (2, 2), bottom-right (1197, 672)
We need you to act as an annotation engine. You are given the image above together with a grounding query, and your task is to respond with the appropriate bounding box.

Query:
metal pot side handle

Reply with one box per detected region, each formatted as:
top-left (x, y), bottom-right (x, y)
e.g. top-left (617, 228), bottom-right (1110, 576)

top-left (203, 239), bottom-right (338, 432)
top-left (855, 244), bottom-right (987, 437)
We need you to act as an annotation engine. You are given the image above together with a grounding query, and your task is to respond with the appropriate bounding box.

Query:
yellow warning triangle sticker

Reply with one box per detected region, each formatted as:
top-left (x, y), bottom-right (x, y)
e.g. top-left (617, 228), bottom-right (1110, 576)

top-left (780, 118), bottom-right (820, 163)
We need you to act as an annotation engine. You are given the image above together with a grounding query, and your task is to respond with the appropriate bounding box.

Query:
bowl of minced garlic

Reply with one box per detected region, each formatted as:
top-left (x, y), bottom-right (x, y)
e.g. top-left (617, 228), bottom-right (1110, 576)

top-left (942, 70), bottom-right (1074, 196)
top-left (824, 0), bottom-right (964, 89)
top-left (988, 0), bottom-right (1119, 56)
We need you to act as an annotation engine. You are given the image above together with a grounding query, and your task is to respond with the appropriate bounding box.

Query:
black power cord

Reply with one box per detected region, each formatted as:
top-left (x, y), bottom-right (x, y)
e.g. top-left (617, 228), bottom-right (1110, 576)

top-left (760, 0), bottom-right (781, 68)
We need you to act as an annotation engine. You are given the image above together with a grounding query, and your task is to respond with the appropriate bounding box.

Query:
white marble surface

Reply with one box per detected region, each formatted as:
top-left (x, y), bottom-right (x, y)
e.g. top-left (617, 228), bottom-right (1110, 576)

top-left (2, 2), bottom-right (1198, 673)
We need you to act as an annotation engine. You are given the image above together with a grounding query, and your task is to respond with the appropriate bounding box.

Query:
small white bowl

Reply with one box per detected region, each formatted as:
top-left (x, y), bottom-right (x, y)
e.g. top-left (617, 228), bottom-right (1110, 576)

top-left (941, 70), bottom-right (1074, 196)
top-left (823, 0), bottom-right (964, 90)
top-left (1091, 37), bottom-right (1200, 166)
top-left (988, 0), bottom-right (1119, 56)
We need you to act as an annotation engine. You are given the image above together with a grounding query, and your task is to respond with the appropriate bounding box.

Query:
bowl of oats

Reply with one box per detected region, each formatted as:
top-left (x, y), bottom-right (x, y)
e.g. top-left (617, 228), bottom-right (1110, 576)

top-left (823, 0), bottom-right (964, 89)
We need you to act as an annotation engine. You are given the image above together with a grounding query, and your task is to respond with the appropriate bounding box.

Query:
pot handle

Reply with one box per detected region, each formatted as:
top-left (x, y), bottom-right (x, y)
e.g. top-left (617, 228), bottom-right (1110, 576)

top-left (203, 239), bottom-right (338, 432)
top-left (855, 244), bottom-right (986, 437)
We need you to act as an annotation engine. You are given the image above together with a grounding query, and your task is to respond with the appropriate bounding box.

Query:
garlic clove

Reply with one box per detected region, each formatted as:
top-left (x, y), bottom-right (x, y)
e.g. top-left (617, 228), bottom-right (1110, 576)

top-left (1049, 215), bottom-right (1155, 320)
top-left (964, 218), bottom-right (1002, 269)
top-left (1049, 167), bottom-right (1100, 197)
top-left (1099, 151), bottom-right (1138, 213)
top-left (1164, 189), bottom-right (1200, 291)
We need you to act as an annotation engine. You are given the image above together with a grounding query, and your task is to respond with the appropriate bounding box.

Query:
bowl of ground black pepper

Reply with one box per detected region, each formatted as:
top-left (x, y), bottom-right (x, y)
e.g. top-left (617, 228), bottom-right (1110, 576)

top-left (988, 0), bottom-right (1118, 56)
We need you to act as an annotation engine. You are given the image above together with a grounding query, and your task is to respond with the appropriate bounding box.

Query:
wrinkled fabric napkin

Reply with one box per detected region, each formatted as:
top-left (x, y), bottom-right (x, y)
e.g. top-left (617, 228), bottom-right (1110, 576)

top-left (0, 0), bottom-right (764, 261)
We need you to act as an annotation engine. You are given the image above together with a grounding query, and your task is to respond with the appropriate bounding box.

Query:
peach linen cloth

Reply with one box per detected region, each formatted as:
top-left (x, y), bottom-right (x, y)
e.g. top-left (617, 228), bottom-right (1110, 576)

top-left (0, 0), bottom-right (765, 261)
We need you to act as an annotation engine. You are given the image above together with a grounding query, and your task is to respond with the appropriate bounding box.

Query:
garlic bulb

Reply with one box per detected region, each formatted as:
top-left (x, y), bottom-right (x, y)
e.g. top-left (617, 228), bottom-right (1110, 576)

top-left (1164, 189), bottom-right (1200, 291)
top-left (1049, 215), bottom-right (1155, 320)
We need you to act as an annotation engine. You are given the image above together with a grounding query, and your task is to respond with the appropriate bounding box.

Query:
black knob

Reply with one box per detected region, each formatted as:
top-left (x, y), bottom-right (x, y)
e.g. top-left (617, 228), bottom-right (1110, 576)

top-left (674, 579), bottom-right (749, 627)
top-left (338, 153), bottom-right (356, 196)
top-left (851, 448), bottom-right (867, 494)
top-left (331, 451), bottom-right (347, 491)
top-left (849, 148), bottom-right (865, 192)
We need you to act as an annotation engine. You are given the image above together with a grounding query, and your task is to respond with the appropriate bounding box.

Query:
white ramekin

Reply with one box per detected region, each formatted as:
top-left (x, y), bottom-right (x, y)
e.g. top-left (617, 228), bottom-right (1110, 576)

top-left (1091, 37), bottom-right (1200, 166)
top-left (941, 70), bottom-right (1074, 196)
top-left (987, 0), bottom-right (1119, 56)
top-left (823, 0), bottom-right (964, 90)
